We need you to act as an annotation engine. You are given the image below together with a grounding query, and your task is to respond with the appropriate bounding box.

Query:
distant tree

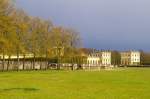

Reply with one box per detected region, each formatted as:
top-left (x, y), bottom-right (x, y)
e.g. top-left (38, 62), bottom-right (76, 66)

top-left (38, 20), bottom-right (53, 69)
top-left (140, 51), bottom-right (150, 65)
top-left (10, 9), bottom-right (29, 70)
top-left (0, 0), bottom-right (17, 71)
top-left (111, 51), bottom-right (121, 66)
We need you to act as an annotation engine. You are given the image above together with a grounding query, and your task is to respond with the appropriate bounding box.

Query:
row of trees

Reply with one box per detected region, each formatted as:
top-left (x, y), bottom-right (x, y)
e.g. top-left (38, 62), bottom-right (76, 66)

top-left (0, 0), bottom-right (82, 70)
top-left (140, 51), bottom-right (150, 65)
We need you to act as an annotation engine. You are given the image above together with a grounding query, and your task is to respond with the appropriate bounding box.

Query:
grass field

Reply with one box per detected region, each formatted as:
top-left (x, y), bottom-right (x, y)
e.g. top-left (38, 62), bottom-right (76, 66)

top-left (0, 68), bottom-right (150, 99)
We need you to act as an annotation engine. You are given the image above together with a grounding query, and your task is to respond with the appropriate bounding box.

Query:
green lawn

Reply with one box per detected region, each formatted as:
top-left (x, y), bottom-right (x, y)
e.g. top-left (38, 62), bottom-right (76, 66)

top-left (0, 68), bottom-right (150, 99)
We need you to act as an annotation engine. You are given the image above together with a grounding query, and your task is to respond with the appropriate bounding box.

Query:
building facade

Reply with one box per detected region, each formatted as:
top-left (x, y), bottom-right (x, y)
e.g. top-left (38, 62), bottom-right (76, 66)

top-left (120, 51), bottom-right (131, 65)
top-left (121, 51), bottom-right (140, 66)
top-left (131, 51), bottom-right (141, 65)
top-left (87, 52), bottom-right (101, 66)
top-left (101, 51), bottom-right (111, 66)
top-left (86, 50), bottom-right (120, 67)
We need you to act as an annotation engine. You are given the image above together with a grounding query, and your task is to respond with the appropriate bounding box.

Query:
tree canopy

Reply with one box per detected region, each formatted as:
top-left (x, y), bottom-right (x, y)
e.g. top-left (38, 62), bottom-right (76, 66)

top-left (0, 0), bottom-right (82, 59)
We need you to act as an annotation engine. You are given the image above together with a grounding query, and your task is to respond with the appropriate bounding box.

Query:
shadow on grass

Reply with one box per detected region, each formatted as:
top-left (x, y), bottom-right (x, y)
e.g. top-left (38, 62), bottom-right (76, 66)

top-left (0, 88), bottom-right (39, 92)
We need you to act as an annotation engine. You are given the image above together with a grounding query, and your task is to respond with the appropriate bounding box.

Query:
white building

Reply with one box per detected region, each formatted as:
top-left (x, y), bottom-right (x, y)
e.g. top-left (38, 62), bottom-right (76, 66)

top-left (0, 54), bottom-right (34, 59)
top-left (87, 53), bottom-right (101, 66)
top-left (120, 51), bottom-right (141, 66)
top-left (130, 51), bottom-right (140, 65)
top-left (101, 51), bottom-right (111, 66)
top-left (87, 56), bottom-right (100, 66)
top-left (85, 52), bottom-right (101, 70)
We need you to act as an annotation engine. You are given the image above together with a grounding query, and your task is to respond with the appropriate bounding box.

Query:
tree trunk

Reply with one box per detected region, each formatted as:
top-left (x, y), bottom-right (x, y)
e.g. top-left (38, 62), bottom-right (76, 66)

top-left (30, 61), bottom-right (32, 70)
top-left (71, 64), bottom-right (74, 71)
top-left (2, 51), bottom-right (5, 71)
top-left (45, 50), bottom-right (48, 70)
top-left (33, 53), bottom-right (35, 70)
top-left (23, 54), bottom-right (25, 70)
top-left (57, 57), bottom-right (61, 70)
top-left (7, 55), bottom-right (10, 71)
top-left (40, 57), bottom-right (42, 70)
top-left (71, 58), bottom-right (74, 71)
top-left (17, 51), bottom-right (19, 71)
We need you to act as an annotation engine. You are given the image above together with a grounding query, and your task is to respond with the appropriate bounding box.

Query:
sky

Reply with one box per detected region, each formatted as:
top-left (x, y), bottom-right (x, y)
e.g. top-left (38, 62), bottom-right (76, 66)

top-left (16, 0), bottom-right (150, 51)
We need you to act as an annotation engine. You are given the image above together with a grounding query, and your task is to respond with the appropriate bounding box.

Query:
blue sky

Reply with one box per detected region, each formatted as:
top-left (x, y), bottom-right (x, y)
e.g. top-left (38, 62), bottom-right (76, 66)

top-left (16, 0), bottom-right (150, 51)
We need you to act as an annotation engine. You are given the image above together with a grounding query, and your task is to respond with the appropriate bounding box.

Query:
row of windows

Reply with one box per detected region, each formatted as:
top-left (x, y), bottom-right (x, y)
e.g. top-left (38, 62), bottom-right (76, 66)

top-left (90, 54), bottom-right (101, 57)
top-left (89, 53), bottom-right (112, 58)
top-left (121, 59), bottom-right (140, 62)
top-left (122, 54), bottom-right (139, 57)
top-left (102, 54), bottom-right (111, 57)
top-left (132, 54), bottom-right (139, 56)
top-left (131, 59), bottom-right (140, 61)
top-left (121, 53), bottom-right (140, 57)
top-left (87, 60), bottom-right (100, 64)
top-left (102, 59), bottom-right (111, 62)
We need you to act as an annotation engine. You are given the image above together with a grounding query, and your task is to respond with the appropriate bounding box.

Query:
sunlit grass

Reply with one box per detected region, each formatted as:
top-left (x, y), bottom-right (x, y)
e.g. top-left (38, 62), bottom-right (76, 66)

top-left (0, 68), bottom-right (150, 99)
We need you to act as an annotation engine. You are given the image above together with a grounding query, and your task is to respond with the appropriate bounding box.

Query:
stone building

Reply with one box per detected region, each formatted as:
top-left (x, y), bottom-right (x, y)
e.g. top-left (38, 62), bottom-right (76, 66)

top-left (101, 51), bottom-right (111, 66)
top-left (87, 52), bottom-right (101, 66)
top-left (120, 51), bottom-right (131, 65)
top-left (130, 51), bottom-right (141, 65)
top-left (121, 51), bottom-right (140, 66)
top-left (101, 50), bottom-right (120, 66)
